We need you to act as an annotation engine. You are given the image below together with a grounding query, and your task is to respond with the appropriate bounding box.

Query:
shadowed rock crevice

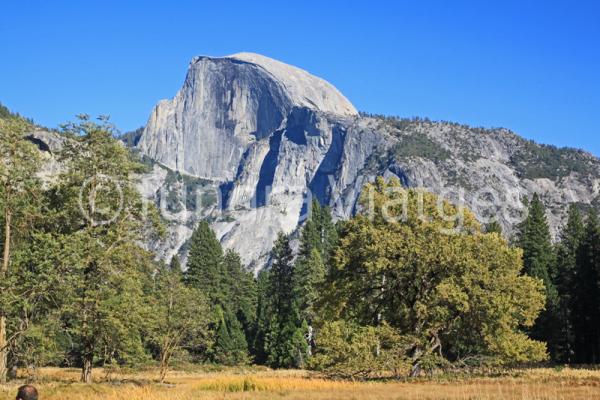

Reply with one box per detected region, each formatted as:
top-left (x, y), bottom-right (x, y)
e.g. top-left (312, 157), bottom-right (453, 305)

top-left (254, 130), bottom-right (284, 207)
top-left (309, 125), bottom-right (346, 205)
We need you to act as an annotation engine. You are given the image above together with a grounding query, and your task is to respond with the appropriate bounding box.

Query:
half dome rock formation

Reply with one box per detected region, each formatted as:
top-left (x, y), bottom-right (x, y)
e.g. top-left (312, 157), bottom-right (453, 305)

top-left (137, 52), bottom-right (357, 181)
top-left (134, 53), bottom-right (600, 270)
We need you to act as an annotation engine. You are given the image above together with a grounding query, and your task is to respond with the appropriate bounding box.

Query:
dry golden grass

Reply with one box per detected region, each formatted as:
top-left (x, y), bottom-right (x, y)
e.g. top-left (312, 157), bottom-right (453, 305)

top-left (1, 367), bottom-right (600, 400)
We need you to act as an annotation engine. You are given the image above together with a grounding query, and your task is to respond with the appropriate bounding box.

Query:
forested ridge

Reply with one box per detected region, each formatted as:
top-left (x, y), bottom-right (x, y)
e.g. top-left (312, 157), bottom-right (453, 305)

top-left (1, 110), bottom-right (599, 383)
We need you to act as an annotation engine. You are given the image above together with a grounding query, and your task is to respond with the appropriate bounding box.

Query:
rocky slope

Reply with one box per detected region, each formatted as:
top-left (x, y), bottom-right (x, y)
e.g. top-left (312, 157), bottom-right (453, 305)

top-left (131, 53), bottom-right (600, 270)
top-left (19, 54), bottom-right (600, 270)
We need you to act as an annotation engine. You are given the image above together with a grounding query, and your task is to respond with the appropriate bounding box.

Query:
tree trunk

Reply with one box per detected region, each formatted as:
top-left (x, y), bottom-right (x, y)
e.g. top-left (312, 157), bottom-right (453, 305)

top-left (159, 350), bottom-right (170, 384)
top-left (0, 210), bottom-right (12, 383)
top-left (81, 354), bottom-right (93, 384)
top-left (0, 316), bottom-right (7, 384)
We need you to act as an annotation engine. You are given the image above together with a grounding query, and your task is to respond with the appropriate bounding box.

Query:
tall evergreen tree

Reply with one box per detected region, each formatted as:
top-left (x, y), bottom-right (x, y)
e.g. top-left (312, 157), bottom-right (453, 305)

top-left (213, 305), bottom-right (249, 365)
top-left (294, 200), bottom-right (339, 356)
top-left (169, 254), bottom-right (182, 272)
top-left (223, 249), bottom-right (256, 342)
top-left (295, 249), bottom-right (325, 326)
top-left (298, 200), bottom-right (339, 262)
top-left (185, 223), bottom-right (256, 364)
top-left (571, 210), bottom-right (600, 363)
top-left (252, 269), bottom-right (270, 364)
top-left (517, 193), bottom-right (560, 357)
top-left (554, 205), bottom-right (585, 362)
top-left (185, 220), bottom-right (225, 304)
top-left (262, 233), bottom-right (307, 368)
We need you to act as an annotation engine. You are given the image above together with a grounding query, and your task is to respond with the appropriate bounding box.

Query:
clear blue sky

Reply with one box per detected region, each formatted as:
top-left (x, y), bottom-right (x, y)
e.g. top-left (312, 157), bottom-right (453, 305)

top-left (1, 0), bottom-right (599, 155)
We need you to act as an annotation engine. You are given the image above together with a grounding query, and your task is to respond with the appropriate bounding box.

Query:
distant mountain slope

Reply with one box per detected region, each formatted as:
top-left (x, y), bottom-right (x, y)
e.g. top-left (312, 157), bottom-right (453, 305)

top-left (131, 54), bottom-right (600, 268)
top-left (6, 52), bottom-right (600, 270)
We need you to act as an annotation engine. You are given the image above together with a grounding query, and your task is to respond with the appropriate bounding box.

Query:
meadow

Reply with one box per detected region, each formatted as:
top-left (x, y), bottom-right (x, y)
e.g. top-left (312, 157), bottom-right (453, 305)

top-left (2, 367), bottom-right (600, 400)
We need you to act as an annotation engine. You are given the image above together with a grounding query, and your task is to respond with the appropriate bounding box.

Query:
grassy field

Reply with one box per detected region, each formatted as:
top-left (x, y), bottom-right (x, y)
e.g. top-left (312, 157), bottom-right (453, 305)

top-left (1, 367), bottom-right (600, 400)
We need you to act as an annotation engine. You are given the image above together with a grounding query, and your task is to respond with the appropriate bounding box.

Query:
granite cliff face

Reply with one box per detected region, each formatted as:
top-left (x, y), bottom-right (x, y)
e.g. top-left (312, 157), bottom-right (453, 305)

top-left (138, 53), bottom-right (357, 181)
top-left (129, 53), bottom-right (600, 269)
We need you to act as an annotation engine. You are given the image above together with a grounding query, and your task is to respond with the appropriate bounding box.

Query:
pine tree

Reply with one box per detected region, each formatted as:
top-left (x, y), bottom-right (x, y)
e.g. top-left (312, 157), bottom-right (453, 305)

top-left (169, 255), bottom-right (182, 272)
top-left (222, 249), bottom-right (256, 342)
top-left (185, 220), bottom-right (225, 304)
top-left (269, 233), bottom-right (296, 318)
top-left (185, 224), bottom-right (256, 364)
top-left (554, 205), bottom-right (585, 362)
top-left (262, 233), bottom-right (307, 368)
top-left (571, 210), bottom-right (600, 363)
top-left (298, 200), bottom-right (321, 259)
top-left (252, 269), bottom-right (271, 364)
top-left (295, 249), bottom-right (325, 325)
top-left (213, 305), bottom-right (249, 365)
top-left (294, 201), bottom-right (339, 357)
top-left (319, 204), bottom-right (339, 262)
top-left (517, 193), bottom-right (560, 358)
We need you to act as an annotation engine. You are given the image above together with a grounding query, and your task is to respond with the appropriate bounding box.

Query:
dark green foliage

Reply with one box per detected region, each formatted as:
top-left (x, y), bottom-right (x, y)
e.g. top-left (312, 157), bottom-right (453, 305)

top-left (185, 220), bottom-right (225, 304)
top-left (169, 255), bottom-right (182, 272)
top-left (554, 205), bottom-right (585, 362)
top-left (392, 134), bottom-right (451, 162)
top-left (49, 116), bottom-right (160, 382)
top-left (268, 233), bottom-right (296, 318)
top-left (0, 102), bottom-right (34, 124)
top-left (252, 270), bottom-right (271, 364)
top-left (485, 221), bottom-right (503, 235)
top-left (258, 233), bottom-right (307, 368)
top-left (571, 211), bottom-right (600, 363)
top-left (222, 249), bottom-right (256, 354)
top-left (213, 306), bottom-right (250, 365)
top-left (184, 222), bottom-right (256, 364)
top-left (294, 200), bottom-right (337, 327)
top-left (294, 249), bottom-right (325, 325)
top-left (0, 102), bottom-right (13, 120)
top-left (517, 193), bottom-right (560, 358)
top-left (510, 140), bottom-right (597, 180)
top-left (161, 169), bottom-right (215, 213)
top-left (119, 127), bottom-right (144, 147)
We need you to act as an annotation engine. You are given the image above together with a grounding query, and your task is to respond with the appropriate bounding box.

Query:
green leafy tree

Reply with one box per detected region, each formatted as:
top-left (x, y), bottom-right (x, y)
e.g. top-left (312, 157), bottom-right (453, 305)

top-left (318, 178), bottom-right (546, 377)
top-left (517, 193), bottom-right (560, 358)
top-left (51, 116), bottom-right (157, 383)
top-left (571, 210), bottom-right (600, 363)
top-left (147, 262), bottom-right (211, 383)
top-left (554, 205), bottom-right (585, 362)
top-left (6, 232), bottom-right (66, 377)
top-left (0, 117), bottom-right (42, 382)
top-left (309, 321), bottom-right (410, 379)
